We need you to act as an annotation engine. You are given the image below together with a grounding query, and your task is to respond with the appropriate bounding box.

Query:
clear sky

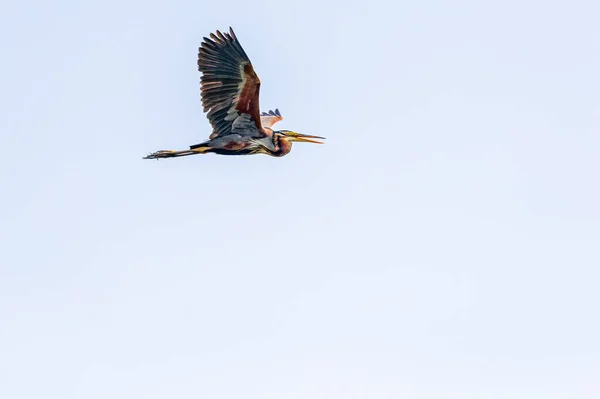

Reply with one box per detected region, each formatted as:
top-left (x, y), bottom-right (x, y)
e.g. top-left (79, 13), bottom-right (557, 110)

top-left (1, 0), bottom-right (599, 397)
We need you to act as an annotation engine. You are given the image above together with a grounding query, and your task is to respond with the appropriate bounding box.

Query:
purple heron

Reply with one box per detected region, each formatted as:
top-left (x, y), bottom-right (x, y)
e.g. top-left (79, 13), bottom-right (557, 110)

top-left (144, 27), bottom-right (325, 160)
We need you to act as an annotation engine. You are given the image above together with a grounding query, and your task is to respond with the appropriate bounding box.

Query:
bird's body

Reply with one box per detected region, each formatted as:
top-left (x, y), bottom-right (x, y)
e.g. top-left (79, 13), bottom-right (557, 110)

top-left (144, 27), bottom-right (324, 160)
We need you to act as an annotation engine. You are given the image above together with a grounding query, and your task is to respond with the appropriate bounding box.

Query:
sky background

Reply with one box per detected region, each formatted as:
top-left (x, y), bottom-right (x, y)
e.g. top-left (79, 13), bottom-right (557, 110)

top-left (1, 0), bottom-right (599, 397)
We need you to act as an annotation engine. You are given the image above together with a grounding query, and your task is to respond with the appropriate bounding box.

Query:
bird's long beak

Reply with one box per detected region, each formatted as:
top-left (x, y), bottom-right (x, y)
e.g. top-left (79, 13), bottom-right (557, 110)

top-left (284, 132), bottom-right (326, 144)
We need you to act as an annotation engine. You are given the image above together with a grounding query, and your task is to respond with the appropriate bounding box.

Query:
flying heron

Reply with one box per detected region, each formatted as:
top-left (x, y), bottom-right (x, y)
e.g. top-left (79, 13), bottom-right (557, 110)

top-left (144, 27), bottom-right (325, 160)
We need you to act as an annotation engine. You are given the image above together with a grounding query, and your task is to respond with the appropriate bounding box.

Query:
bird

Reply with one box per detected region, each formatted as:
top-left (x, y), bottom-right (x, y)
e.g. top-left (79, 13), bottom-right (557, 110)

top-left (144, 27), bottom-right (325, 160)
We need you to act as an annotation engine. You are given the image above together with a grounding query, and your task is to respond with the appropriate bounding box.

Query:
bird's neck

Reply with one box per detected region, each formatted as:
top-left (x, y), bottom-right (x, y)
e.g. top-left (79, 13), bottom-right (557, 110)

top-left (271, 137), bottom-right (292, 157)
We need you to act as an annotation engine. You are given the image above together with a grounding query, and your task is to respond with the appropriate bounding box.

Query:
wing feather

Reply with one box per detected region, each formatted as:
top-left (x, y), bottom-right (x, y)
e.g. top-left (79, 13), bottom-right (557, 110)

top-left (260, 108), bottom-right (284, 128)
top-left (198, 27), bottom-right (265, 139)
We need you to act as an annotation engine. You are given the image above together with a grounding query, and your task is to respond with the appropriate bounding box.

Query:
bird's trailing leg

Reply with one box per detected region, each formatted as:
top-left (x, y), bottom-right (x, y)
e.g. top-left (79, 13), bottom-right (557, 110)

top-left (143, 147), bottom-right (210, 160)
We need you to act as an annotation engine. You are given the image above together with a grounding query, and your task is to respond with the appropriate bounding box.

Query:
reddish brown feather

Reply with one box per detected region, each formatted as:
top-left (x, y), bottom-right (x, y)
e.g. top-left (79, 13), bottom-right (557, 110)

top-left (236, 63), bottom-right (262, 130)
top-left (223, 140), bottom-right (251, 151)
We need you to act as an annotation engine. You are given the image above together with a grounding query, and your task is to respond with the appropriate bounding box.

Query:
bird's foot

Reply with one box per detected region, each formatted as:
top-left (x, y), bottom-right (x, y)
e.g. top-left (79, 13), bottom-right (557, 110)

top-left (143, 150), bottom-right (176, 160)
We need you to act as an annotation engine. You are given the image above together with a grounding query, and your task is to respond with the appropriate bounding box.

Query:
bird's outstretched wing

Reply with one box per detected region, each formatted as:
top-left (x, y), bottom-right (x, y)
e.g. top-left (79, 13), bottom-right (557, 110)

top-left (260, 109), bottom-right (283, 128)
top-left (198, 27), bottom-right (265, 139)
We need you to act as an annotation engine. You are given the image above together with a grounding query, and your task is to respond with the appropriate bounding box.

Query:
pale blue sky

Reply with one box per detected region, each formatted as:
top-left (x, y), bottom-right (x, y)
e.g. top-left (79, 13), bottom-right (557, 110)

top-left (1, 0), bottom-right (599, 397)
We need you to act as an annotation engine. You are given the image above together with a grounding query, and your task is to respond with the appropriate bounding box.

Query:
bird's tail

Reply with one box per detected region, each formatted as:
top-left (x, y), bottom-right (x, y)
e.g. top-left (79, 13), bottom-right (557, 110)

top-left (143, 146), bottom-right (210, 160)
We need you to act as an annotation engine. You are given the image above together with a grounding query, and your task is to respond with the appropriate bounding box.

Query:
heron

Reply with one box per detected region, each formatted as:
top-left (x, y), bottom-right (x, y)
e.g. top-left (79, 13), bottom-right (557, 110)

top-left (144, 27), bottom-right (325, 160)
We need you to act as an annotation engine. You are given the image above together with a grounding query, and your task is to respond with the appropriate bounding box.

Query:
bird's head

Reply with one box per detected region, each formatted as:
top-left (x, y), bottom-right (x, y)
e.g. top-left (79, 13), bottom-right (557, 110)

top-left (275, 130), bottom-right (326, 145)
